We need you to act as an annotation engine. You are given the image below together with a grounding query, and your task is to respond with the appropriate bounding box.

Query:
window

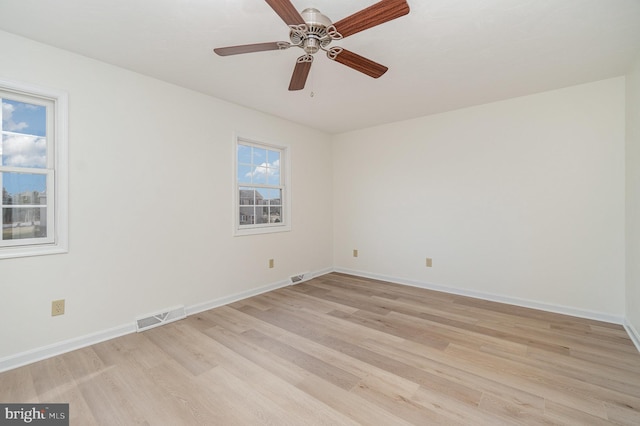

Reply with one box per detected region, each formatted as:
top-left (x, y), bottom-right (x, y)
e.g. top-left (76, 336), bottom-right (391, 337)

top-left (0, 79), bottom-right (68, 259)
top-left (234, 137), bottom-right (290, 235)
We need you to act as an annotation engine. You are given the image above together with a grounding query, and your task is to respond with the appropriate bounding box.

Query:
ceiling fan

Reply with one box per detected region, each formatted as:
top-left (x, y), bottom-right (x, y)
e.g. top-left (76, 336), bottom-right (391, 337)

top-left (214, 0), bottom-right (410, 91)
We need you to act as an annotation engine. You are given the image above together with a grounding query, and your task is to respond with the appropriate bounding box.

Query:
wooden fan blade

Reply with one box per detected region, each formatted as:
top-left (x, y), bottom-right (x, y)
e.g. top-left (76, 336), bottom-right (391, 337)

top-left (214, 42), bottom-right (289, 56)
top-left (333, 0), bottom-right (410, 38)
top-left (289, 56), bottom-right (313, 91)
top-left (331, 49), bottom-right (388, 78)
top-left (265, 0), bottom-right (305, 26)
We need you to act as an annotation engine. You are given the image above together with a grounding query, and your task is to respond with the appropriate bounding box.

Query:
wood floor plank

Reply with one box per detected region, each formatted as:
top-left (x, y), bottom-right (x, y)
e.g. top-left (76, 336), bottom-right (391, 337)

top-left (145, 360), bottom-right (240, 425)
top-left (240, 328), bottom-right (363, 391)
top-left (444, 343), bottom-right (611, 419)
top-left (197, 338), bottom-right (359, 425)
top-left (478, 393), bottom-right (556, 425)
top-left (127, 361), bottom-right (207, 424)
top-left (91, 332), bottom-right (173, 370)
top-left (519, 346), bottom-right (640, 397)
top-left (410, 385), bottom-right (509, 425)
top-left (352, 370), bottom-right (457, 425)
top-left (605, 400), bottom-right (640, 425)
top-left (359, 337), bottom-right (547, 414)
top-left (0, 365), bottom-right (38, 402)
top-left (143, 321), bottom-right (219, 376)
top-left (2, 272), bottom-right (640, 424)
top-left (29, 356), bottom-right (77, 400)
top-left (479, 318), bottom-right (640, 358)
top-left (196, 365), bottom-right (351, 426)
top-left (202, 324), bottom-right (311, 386)
top-left (544, 400), bottom-right (613, 426)
top-left (199, 327), bottom-right (371, 424)
top-left (295, 374), bottom-right (414, 425)
top-left (76, 368), bottom-right (150, 425)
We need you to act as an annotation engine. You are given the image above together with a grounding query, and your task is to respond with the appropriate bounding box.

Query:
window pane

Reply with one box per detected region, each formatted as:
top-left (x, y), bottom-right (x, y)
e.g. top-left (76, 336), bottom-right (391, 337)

top-left (1, 99), bottom-right (46, 136)
top-left (1, 133), bottom-right (47, 168)
top-left (267, 150), bottom-right (280, 185)
top-left (2, 172), bottom-right (46, 205)
top-left (237, 165), bottom-right (252, 184)
top-left (255, 206), bottom-right (268, 224)
top-left (252, 147), bottom-right (266, 165)
top-left (266, 169), bottom-right (280, 185)
top-left (237, 144), bottom-right (251, 164)
top-left (263, 188), bottom-right (281, 205)
top-left (254, 189), bottom-right (265, 205)
top-left (269, 206), bottom-right (282, 223)
top-left (2, 207), bottom-right (47, 239)
top-left (267, 150), bottom-right (280, 167)
top-left (239, 187), bottom-right (255, 206)
top-left (253, 164), bottom-right (267, 184)
top-left (239, 206), bottom-right (255, 225)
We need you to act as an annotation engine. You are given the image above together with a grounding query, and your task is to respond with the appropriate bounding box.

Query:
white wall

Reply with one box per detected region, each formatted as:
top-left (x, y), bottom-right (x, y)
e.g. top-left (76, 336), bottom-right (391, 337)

top-left (333, 78), bottom-right (626, 319)
top-left (627, 52), bottom-right (640, 341)
top-left (0, 30), bottom-right (333, 362)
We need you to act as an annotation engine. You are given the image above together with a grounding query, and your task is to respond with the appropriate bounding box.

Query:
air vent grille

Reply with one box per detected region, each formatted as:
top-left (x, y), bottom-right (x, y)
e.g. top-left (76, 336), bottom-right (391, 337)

top-left (136, 305), bottom-right (186, 332)
top-left (290, 271), bottom-right (311, 284)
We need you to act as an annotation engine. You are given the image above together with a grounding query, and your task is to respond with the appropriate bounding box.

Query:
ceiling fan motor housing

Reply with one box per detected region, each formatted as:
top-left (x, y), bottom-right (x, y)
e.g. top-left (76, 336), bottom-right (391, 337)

top-left (291, 8), bottom-right (334, 54)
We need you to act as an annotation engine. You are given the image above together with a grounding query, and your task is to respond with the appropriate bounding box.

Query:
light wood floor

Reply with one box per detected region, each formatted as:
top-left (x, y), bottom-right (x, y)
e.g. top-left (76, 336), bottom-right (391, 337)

top-left (2, 273), bottom-right (640, 425)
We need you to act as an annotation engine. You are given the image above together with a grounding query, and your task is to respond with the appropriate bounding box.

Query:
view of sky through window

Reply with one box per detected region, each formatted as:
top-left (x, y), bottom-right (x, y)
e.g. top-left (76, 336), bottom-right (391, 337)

top-left (237, 143), bottom-right (281, 198)
top-left (1, 99), bottom-right (47, 194)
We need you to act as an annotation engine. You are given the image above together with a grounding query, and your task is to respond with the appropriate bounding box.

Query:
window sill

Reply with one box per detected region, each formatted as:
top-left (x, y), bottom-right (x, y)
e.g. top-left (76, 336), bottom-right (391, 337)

top-left (234, 224), bottom-right (291, 237)
top-left (0, 244), bottom-right (68, 260)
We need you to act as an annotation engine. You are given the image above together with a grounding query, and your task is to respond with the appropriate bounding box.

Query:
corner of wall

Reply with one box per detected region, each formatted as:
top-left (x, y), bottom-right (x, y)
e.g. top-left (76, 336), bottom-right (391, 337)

top-left (624, 318), bottom-right (640, 352)
top-left (626, 51), bottom-right (640, 344)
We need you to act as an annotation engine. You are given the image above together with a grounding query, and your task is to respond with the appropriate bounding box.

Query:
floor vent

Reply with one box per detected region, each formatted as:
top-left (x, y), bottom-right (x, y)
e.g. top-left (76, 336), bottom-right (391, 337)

top-left (290, 272), bottom-right (310, 284)
top-left (136, 305), bottom-right (186, 332)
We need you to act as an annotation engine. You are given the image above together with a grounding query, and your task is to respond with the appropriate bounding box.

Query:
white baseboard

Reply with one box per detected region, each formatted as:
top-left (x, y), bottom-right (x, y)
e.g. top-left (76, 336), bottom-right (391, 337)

top-left (185, 279), bottom-right (289, 316)
top-left (0, 267), bottom-right (335, 373)
top-left (333, 267), bottom-right (625, 325)
top-left (624, 319), bottom-right (640, 353)
top-left (186, 266), bottom-right (334, 316)
top-left (0, 323), bottom-right (136, 373)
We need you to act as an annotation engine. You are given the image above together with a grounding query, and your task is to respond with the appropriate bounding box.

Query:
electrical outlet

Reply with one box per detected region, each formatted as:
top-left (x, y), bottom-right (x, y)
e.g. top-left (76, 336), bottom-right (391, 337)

top-left (426, 258), bottom-right (433, 267)
top-left (51, 299), bottom-right (65, 316)
top-left (353, 249), bottom-right (358, 258)
top-left (268, 259), bottom-right (274, 268)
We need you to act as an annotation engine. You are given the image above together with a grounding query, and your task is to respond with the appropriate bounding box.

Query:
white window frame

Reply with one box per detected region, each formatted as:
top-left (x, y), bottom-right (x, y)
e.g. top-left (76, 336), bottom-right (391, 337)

top-left (233, 135), bottom-right (291, 236)
top-left (0, 78), bottom-right (68, 259)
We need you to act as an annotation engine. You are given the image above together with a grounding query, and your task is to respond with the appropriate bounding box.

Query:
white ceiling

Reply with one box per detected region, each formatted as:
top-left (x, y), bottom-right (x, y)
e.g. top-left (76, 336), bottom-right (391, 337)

top-left (1, 0), bottom-right (639, 134)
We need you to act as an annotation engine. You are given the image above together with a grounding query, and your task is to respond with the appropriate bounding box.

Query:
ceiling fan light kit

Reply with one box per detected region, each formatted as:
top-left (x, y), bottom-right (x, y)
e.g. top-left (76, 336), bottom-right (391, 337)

top-left (214, 0), bottom-right (410, 91)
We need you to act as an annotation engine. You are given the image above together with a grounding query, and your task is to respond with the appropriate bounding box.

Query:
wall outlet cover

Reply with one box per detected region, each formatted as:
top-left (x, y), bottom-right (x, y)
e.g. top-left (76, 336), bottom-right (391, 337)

top-left (51, 299), bottom-right (65, 316)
